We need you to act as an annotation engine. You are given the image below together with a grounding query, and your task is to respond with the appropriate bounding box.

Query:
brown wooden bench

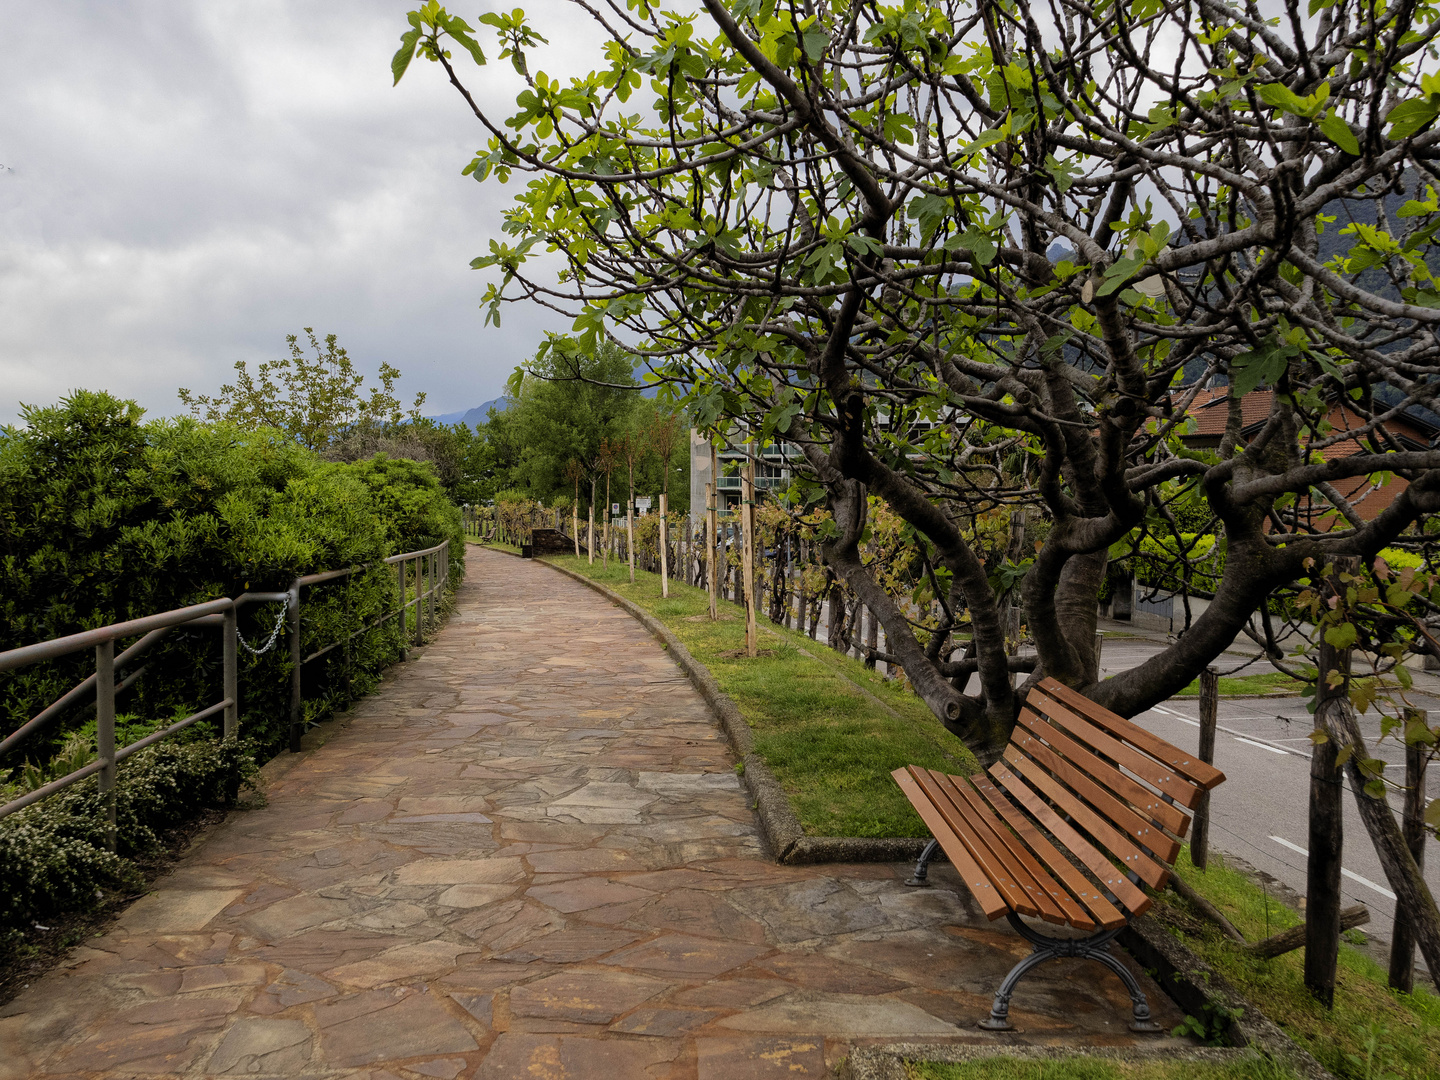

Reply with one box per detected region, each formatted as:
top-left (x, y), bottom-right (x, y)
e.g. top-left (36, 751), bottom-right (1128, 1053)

top-left (893, 676), bottom-right (1225, 1031)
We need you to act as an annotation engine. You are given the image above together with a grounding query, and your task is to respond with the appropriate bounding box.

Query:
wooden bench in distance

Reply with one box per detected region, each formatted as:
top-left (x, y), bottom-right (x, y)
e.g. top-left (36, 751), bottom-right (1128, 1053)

top-left (893, 677), bottom-right (1225, 1031)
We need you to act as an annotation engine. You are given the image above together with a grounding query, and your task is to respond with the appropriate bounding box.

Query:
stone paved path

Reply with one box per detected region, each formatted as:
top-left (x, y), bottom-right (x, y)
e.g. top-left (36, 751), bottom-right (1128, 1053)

top-left (0, 547), bottom-right (1187, 1078)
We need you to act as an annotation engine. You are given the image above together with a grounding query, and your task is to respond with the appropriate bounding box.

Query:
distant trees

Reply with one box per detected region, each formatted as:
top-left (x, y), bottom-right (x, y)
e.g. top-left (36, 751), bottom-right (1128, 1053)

top-left (179, 329), bottom-right (426, 451)
top-left (479, 338), bottom-right (690, 514)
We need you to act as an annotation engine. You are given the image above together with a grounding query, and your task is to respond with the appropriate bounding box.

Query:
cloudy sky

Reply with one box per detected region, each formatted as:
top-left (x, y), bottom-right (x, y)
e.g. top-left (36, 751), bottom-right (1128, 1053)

top-left (0, 1), bottom-right (579, 426)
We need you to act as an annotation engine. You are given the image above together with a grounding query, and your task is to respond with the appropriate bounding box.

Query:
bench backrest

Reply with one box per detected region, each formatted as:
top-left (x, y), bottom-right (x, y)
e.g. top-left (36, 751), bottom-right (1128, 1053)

top-left (1009, 678), bottom-right (1223, 886)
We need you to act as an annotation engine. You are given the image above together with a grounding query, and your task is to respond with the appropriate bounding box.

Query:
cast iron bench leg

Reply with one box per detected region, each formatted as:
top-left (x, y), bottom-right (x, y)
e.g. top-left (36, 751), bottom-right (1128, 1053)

top-left (979, 913), bottom-right (1163, 1033)
top-left (903, 838), bottom-right (940, 887)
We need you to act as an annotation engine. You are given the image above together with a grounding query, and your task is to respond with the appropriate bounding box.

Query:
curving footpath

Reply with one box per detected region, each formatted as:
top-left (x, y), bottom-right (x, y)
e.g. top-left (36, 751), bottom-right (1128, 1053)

top-left (0, 546), bottom-right (1186, 1078)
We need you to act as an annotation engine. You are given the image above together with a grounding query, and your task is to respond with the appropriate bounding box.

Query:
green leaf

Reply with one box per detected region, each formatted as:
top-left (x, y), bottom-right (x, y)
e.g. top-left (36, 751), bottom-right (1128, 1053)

top-left (392, 26), bottom-right (422, 85)
top-left (442, 18), bottom-right (487, 67)
top-left (1257, 83), bottom-right (1307, 115)
top-left (1324, 621), bottom-right (1358, 650)
top-left (1318, 110), bottom-right (1360, 155)
top-left (1096, 256), bottom-right (1143, 297)
top-left (1229, 340), bottom-right (1297, 395)
top-left (801, 23), bottom-right (829, 62)
top-left (960, 129), bottom-right (1006, 156)
top-left (1387, 97), bottom-right (1440, 140)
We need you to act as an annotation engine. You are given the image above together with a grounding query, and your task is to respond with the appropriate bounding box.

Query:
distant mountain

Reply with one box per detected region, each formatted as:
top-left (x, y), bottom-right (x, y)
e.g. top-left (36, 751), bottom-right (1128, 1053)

top-left (428, 397), bottom-right (511, 429)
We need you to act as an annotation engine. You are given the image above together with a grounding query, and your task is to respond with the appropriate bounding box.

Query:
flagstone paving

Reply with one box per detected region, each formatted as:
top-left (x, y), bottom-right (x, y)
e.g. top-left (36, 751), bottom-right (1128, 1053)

top-left (0, 547), bottom-right (1189, 1078)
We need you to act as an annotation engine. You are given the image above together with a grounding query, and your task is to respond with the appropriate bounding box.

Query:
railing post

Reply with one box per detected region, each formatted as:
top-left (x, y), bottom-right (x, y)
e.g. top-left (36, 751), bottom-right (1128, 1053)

top-left (223, 604), bottom-right (238, 741)
top-left (398, 560), bottom-right (408, 661)
top-left (96, 639), bottom-right (117, 851)
top-left (428, 551), bottom-right (436, 629)
top-left (289, 580), bottom-right (303, 753)
top-left (342, 577), bottom-right (352, 705)
top-left (413, 557), bottom-right (423, 648)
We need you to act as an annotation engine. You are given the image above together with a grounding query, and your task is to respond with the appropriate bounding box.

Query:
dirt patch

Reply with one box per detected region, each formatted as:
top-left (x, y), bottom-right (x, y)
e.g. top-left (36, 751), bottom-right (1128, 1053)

top-left (0, 806), bottom-right (229, 1008)
top-left (685, 613), bottom-right (737, 621)
top-left (714, 648), bottom-right (778, 659)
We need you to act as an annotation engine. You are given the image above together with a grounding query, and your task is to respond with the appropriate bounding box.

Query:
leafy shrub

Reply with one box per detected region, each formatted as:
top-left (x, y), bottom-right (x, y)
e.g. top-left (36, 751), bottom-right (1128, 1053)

top-left (1, 390), bottom-right (463, 766)
top-left (0, 738), bottom-right (257, 947)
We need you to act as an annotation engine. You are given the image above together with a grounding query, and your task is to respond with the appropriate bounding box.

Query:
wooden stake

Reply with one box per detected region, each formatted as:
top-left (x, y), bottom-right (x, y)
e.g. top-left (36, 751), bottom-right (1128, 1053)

top-left (742, 458), bottom-right (757, 656)
top-left (588, 504), bottom-right (594, 564)
top-left (573, 503), bottom-right (580, 557)
top-left (1306, 555), bottom-right (1358, 1007)
top-left (1389, 707), bottom-right (1429, 993)
top-left (659, 493), bottom-right (669, 598)
top-left (1252, 905), bottom-right (1370, 960)
top-left (1192, 666), bottom-right (1219, 871)
top-left (706, 481), bottom-right (718, 621)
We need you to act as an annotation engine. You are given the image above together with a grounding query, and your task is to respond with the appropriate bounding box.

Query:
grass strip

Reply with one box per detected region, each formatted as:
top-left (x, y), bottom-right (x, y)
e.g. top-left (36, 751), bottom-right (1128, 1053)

top-left (907, 1055), bottom-right (1297, 1079)
top-left (1158, 846), bottom-right (1440, 1080)
top-left (543, 555), bottom-right (977, 837)
top-left (1175, 672), bottom-right (1305, 697)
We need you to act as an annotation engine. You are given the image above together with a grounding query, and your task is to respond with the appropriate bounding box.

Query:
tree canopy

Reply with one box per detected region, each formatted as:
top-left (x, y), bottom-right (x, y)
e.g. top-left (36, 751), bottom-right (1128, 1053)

top-left (179, 328), bottom-right (427, 452)
top-left (396, 0), bottom-right (1440, 760)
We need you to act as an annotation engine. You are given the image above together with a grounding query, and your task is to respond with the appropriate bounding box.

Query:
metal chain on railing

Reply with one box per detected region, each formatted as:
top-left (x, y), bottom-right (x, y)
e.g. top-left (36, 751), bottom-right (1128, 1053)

top-left (236, 596), bottom-right (289, 656)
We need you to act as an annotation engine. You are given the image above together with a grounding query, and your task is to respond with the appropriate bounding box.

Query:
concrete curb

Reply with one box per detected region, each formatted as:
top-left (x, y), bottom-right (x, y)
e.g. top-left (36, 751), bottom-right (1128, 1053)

top-left (537, 558), bottom-right (929, 866)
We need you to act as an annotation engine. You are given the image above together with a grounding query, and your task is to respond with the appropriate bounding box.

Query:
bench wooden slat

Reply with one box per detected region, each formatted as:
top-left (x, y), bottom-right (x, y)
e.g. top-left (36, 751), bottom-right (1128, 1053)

top-left (1029, 691), bottom-right (1205, 813)
top-left (928, 770), bottom-right (1085, 927)
top-left (1004, 747), bottom-right (1171, 891)
top-left (1012, 717), bottom-right (1181, 864)
top-left (910, 767), bottom-right (1046, 920)
top-left (970, 772), bottom-right (1123, 930)
top-left (1039, 678), bottom-right (1225, 790)
top-left (989, 761), bottom-right (1152, 915)
top-left (1016, 706), bottom-right (1190, 836)
top-left (892, 767), bottom-right (1008, 921)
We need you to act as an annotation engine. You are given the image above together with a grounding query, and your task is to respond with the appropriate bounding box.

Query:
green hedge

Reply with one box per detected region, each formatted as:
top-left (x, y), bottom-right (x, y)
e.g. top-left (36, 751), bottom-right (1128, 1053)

top-left (0, 738), bottom-right (256, 949)
top-left (1, 390), bottom-right (464, 766)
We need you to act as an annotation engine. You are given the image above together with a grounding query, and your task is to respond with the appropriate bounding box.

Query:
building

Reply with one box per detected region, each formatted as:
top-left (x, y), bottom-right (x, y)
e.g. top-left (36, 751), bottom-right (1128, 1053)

top-left (689, 428), bottom-right (799, 513)
top-left (1179, 386), bottom-right (1438, 524)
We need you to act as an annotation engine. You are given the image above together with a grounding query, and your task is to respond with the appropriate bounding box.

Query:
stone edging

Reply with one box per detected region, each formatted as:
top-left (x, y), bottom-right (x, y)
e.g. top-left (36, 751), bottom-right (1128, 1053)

top-left (537, 558), bottom-right (928, 866)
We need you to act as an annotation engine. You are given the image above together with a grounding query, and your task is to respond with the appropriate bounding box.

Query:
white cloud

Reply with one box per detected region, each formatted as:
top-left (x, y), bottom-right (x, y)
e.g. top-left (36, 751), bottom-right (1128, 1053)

top-left (0, 0), bottom-right (574, 424)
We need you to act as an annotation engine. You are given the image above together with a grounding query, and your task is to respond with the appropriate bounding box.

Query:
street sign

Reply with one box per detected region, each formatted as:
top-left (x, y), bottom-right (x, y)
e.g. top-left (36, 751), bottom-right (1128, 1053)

top-left (635, 497), bottom-right (653, 513)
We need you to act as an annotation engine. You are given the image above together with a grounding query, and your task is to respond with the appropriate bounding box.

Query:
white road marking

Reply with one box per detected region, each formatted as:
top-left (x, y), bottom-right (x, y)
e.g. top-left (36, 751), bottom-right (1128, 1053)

top-left (1149, 706), bottom-right (1199, 727)
top-left (1268, 835), bottom-right (1397, 900)
top-left (1235, 736), bottom-right (1290, 756)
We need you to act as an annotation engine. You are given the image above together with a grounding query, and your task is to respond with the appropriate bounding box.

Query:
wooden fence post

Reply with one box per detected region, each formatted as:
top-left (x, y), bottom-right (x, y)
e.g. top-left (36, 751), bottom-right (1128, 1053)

top-left (1306, 555), bottom-right (1358, 1007)
top-left (706, 483), bottom-right (718, 620)
top-left (659, 493), bottom-right (669, 598)
top-left (742, 460), bottom-right (758, 656)
top-left (1192, 666), bottom-right (1219, 870)
top-left (1389, 707), bottom-right (1429, 993)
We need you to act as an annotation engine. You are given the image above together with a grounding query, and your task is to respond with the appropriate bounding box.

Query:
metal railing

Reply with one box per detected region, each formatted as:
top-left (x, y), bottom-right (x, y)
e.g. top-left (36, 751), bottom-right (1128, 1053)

top-left (0, 539), bottom-right (451, 843)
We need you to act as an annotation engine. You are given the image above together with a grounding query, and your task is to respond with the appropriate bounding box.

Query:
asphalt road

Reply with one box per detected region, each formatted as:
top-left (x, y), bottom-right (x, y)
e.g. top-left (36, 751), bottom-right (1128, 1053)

top-left (1102, 637), bottom-right (1439, 973)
